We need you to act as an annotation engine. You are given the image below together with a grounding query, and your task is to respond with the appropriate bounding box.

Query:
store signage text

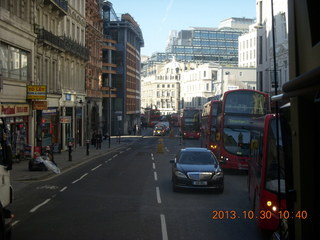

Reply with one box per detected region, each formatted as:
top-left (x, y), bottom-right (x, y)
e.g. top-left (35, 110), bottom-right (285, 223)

top-left (27, 85), bottom-right (47, 100)
top-left (60, 116), bottom-right (71, 123)
top-left (0, 104), bottom-right (30, 117)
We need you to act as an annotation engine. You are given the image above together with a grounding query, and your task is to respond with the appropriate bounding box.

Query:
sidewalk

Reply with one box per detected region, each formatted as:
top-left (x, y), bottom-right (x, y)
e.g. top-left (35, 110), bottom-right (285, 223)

top-left (10, 133), bottom-right (147, 186)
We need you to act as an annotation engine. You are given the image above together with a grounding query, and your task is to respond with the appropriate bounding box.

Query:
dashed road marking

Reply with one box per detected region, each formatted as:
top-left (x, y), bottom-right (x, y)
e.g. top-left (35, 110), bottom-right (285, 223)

top-left (60, 186), bottom-right (68, 192)
top-left (154, 171), bottom-right (158, 181)
top-left (72, 173), bottom-right (89, 184)
top-left (91, 164), bottom-right (102, 171)
top-left (160, 214), bottom-right (168, 240)
top-left (156, 187), bottom-right (162, 204)
top-left (30, 198), bottom-right (51, 213)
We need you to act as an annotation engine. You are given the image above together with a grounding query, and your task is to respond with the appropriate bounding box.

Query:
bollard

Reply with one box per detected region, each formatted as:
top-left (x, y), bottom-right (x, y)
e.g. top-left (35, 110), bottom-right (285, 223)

top-left (68, 142), bottom-right (72, 161)
top-left (157, 138), bottom-right (165, 153)
top-left (86, 139), bottom-right (90, 156)
top-left (170, 129), bottom-right (174, 138)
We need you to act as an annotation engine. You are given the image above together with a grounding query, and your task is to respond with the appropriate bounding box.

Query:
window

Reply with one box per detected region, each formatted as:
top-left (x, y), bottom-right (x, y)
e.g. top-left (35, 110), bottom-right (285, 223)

top-left (0, 43), bottom-right (29, 81)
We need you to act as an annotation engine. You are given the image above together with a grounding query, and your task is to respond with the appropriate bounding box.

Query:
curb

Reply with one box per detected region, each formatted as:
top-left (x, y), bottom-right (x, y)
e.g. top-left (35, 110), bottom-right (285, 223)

top-left (13, 137), bottom-right (143, 182)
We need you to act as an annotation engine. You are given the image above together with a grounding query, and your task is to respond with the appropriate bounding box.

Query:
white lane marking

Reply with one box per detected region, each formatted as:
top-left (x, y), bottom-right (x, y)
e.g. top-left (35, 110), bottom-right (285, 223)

top-left (60, 186), bottom-right (68, 192)
top-left (119, 151), bottom-right (124, 154)
top-left (126, 147), bottom-right (131, 151)
top-left (154, 171), bottom-right (158, 181)
top-left (30, 198), bottom-right (51, 213)
top-left (156, 187), bottom-right (162, 204)
top-left (152, 162), bottom-right (156, 169)
top-left (151, 153), bottom-right (153, 157)
top-left (112, 154), bottom-right (118, 158)
top-left (91, 164), bottom-right (102, 171)
top-left (72, 173), bottom-right (89, 184)
top-left (160, 214), bottom-right (168, 240)
top-left (12, 220), bottom-right (20, 227)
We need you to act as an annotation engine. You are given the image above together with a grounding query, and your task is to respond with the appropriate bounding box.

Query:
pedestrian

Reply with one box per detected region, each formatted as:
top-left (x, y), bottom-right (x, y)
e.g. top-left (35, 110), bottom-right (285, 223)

top-left (96, 131), bottom-right (102, 149)
top-left (91, 131), bottom-right (97, 146)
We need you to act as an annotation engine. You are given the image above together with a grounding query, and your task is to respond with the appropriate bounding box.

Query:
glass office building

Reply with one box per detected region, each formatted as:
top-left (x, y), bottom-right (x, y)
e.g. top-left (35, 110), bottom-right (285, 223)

top-left (149, 18), bottom-right (254, 65)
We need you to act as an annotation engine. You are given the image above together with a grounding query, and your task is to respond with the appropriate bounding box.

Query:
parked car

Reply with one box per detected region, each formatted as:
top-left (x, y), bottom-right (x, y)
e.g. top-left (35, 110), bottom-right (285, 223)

top-left (153, 125), bottom-right (166, 136)
top-left (170, 148), bottom-right (224, 193)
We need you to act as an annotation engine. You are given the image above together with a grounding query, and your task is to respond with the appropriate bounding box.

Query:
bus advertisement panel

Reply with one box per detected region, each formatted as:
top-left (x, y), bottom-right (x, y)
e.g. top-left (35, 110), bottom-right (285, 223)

top-left (219, 89), bottom-right (269, 170)
top-left (180, 108), bottom-right (201, 139)
top-left (201, 100), bottom-right (221, 157)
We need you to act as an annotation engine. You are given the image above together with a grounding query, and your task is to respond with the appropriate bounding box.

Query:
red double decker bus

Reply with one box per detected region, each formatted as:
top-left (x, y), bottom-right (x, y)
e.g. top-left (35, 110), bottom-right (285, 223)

top-left (144, 108), bottom-right (161, 127)
top-left (248, 114), bottom-right (287, 231)
top-left (180, 108), bottom-right (201, 139)
top-left (201, 100), bottom-right (221, 157)
top-left (219, 89), bottom-right (269, 170)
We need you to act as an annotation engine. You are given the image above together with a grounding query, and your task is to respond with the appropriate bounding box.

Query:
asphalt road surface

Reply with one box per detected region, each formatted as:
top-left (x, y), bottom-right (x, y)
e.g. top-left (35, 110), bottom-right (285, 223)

top-left (11, 131), bottom-right (266, 240)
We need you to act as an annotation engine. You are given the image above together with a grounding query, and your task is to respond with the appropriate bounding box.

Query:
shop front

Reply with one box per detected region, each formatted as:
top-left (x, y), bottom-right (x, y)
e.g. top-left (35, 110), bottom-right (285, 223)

top-left (0, 104), bottom-right (30, 160)
top-left (35, 108), bottom-right (59, 152)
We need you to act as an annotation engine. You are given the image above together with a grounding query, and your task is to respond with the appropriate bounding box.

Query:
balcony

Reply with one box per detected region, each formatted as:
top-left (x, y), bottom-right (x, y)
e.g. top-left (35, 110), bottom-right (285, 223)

top-left (63, 36), bottom-right (89, 61)
top-left (37, 27), bottom-right (65, 50)
top-left (36, 26), bottom-right (89, 61)
top-left (44, 0), bottom-right (68, 15)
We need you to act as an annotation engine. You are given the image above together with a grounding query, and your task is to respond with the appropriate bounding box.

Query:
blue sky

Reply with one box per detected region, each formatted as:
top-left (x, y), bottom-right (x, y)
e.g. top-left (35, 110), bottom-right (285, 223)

top-left (107, 0), bottom-right (257, 56)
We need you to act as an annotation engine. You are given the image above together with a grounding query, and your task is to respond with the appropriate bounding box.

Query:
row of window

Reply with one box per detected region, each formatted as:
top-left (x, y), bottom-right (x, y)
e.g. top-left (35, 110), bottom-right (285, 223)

top-left (193, 31), bottom-right (240, 40)
top-left (156, 91), bottom-right (176, 97)
top-left (172, 46), bottom-right (238, 55)
top-left (191, 40), bottom-right (238, 47)
top-left (239, 37), bottom-right (256, 50)
top-left (157, 84), bottom-right (175, 88)
top-left (156, 101), bottom-right (176, 109)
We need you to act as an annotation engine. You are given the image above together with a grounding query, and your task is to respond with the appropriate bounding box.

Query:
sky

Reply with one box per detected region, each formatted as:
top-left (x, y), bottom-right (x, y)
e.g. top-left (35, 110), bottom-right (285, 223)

top-left (107, 0), bottom-right (257, 56)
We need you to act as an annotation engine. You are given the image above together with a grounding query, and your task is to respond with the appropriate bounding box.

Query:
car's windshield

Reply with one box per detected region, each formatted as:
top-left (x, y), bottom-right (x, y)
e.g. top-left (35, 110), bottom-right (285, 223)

top-left (178, 152), bottom-right (217, 165)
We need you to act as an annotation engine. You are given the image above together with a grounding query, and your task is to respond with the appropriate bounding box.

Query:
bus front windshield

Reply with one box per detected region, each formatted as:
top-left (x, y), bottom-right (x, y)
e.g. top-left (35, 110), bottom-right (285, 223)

top-left (225, 91), bottom-right (266, 115)
top-left (223, 128), bottom-right (251, 156)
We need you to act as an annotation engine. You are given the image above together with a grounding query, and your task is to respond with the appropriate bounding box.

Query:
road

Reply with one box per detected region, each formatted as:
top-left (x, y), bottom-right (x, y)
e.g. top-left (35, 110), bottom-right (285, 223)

top-left (11, 130), bottom-right (265, 240)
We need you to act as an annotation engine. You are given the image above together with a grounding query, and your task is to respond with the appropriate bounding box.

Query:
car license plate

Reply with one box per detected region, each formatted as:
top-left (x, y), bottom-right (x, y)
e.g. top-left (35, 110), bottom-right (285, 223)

top-left (193, 181), bottom-right (207, 186)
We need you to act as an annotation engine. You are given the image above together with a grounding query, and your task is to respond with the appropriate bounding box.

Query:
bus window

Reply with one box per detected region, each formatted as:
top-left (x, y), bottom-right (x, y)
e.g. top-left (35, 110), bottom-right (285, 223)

top-left (265, 119), bottom-right (285, 194)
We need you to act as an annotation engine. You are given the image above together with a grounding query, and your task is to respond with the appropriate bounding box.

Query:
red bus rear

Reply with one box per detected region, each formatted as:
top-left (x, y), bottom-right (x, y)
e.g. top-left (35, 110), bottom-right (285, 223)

top-left (201, 100), bottom-right (221, 157)
top-left (219, 89), bottom-right (269, 170)
top-left (180, 108), bottom-right (201, 139)
top-left (144, 108), bottom-right (161, 127)
top-left (248, 114), bottom-right (286, 231)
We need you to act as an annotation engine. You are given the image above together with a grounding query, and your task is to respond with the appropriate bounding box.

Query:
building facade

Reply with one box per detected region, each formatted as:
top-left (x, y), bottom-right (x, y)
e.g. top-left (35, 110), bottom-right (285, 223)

top-left (256, 0), bottom-right (288, 95)
top-left (141, 58), bottom-right (184, 115)
top-left (101, 2), bottom-right (144, 135)
top-left (59, 0), bottom-right (88, 149)
top-left (85, 0), bottom-right (103, 139)
top-left (238, 24), bottom-right (257, 68)
top-left (212, 66), bottom-right (257, 98)
top-left (0, 0), bottom-right (34, 159)
top-left (180, 62), bottom-right (219, 109)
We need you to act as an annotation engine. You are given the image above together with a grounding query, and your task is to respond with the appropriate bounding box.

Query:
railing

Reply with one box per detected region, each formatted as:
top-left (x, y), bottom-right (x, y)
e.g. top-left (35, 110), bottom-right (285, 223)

top-left (36, 27), bottom-right (89, 61)
top-left (62, 36), bottom-right (89, 61)
top-left (38, 28), bottom-right (65, 50)
top-left (51, 0), bottom-right (68, 13)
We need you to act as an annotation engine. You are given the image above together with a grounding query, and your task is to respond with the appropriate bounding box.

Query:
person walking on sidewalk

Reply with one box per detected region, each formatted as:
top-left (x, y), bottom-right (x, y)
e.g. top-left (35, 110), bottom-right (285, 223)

top-left (96, 131), bottom-right (102, 149)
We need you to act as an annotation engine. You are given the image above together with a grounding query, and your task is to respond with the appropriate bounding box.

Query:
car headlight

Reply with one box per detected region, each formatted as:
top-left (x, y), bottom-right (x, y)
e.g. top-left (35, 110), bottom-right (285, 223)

top-left (175, 171), bottom-right (187, 179)
top-left (212, 171), bottom-right (223, 180)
